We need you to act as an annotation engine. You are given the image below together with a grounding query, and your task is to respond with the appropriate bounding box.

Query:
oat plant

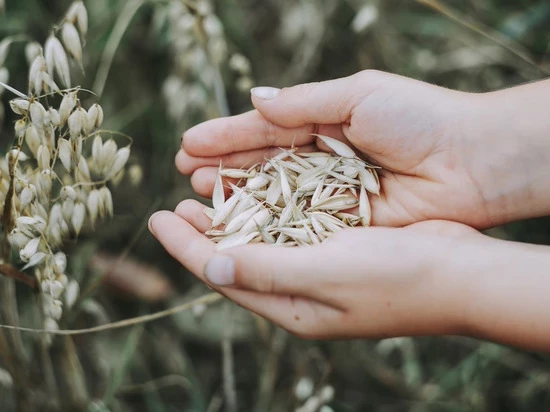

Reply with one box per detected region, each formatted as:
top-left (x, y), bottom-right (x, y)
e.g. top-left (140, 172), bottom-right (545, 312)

top-left (0, 2), bottom-right (130, 409)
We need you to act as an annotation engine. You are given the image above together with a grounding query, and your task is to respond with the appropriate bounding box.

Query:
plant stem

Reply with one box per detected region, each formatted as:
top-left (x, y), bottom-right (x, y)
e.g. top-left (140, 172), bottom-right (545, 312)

top-left (92, 0), bottom-right (146, 99)
top-left (0, 263), bottom-right (38, 289)
top-left (222, 303), bottom-right (237, 412)
top-left (0, 238), bottom-right (33, 411)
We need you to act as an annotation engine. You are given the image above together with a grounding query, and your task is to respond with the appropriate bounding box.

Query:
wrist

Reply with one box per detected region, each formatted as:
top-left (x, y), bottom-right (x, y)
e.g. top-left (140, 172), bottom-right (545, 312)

top-left (441, 235), bottom-right (550, 351)
top-left (461, 82), bottom-right (550, 225)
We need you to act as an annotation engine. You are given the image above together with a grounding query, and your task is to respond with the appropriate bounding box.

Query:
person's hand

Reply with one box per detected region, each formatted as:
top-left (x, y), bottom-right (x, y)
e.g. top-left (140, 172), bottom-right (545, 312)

top-left (177, 71), bottom-right (550, 229)
top-left (149, 200), bottom-right (478, 339)
top-left (150, 201), bottom-right (550, 351)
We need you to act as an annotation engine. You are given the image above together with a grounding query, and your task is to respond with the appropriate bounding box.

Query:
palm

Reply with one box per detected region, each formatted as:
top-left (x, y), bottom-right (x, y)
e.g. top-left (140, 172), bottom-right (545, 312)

top-left (179, 71), bottom-right (492, 228)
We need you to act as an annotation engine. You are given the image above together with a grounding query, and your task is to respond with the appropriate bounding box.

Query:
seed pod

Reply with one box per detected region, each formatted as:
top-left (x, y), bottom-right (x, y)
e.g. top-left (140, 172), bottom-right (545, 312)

top-left (66, 1), bottom-right (88, 40)
top-left (60, 185), bottom-right (77, 200)
top-left (212, 170), bottom-right (225, 210)
top-left (61, 23), bottom-right (83, 70)
top-left (87, 189), bottom-right (100, 225)
top-left (106, 147), bottom-right (130, 179)
top-left (85, 103), bottom-right (103, 133)
top-left (22, 252), bottom-right (47, 270)
top-left (48, 299), bottom-right (63, 320)
top-left (75, 158), bottom-right (89, 182)
top-left (294, 377), bottom-right (314, 401)
top-left (8, 229), bottom-right (31, 249)
top-left (20, 186), bottom-right (34, 209)
top-left (358, 185), bottom-right (371, 226)
top-left (314, 134), bottom-right (356, 158)
top-left (9, 148), bottom-right (27, 162)
top-left (57, 274), bottom-right (68, 287)
top-left (215, 231), bottom-right (258, 251)
top-left (40, 71), bottom-right (59, 93)
top-left (28, 54), bottom-right (47, 94)
top-left (212, 189), bottom-right (243, 227)
top-left (72, 135), bottom-right (83, 165)
top-left (48, 223), bottom-right (63, 248)
top-left (58, 91), bottom-right (77, 125)
top-left (240, 208), bottom-right (271, 235)
top-left (9, 98), bottom-right (30, 115)
top-left (24, 125), bottom-right (40, 157)
top-left (14, 119), bottom-right (26, 138)
top-left (59, 220), bottom-right (70, 237)
top-left (47, 109), bottom-right (60, 129)
top-left (101, 139), bottom-right (117, 166)
top-left (71, 202), bottom-right (85, 234)
top-left (29, 101), bottom-right (47, 128)
top-left (99, 186), bottom-right (113, 216)
top-left (224, 204), bottom-right (261, 234)
top-left (246, 174), bottom-right (269, 191)
top-left (44, 34), bottom-right (71, 87)
top-left (49, 203), bottom-right (63, 225)
top-left (68, 106), bottom-right (87, 140)
top-left (53, 252), bottom-right (67, 273)
top-left (20, 237), bottom-right (41, 262)
top-left (38, 170), bottom-right (53, 200)
top-left (24, 42), bottom-right (41, 65)
top-left (266, 175), bottom-right (282, 206)
top-left (57, 138), bottom-right (72, 171)
top-left (37, 145), bottom-right (51, 170)
top-left (62, 198), bottom-right (74, 223)
top-left (358, 168), bottom-right (380, 195)
top-left (91, 135), bottom-right (103, 169)
top-left (219, 169), bottom-right (256, 179)
top-left (65, 279), bottom-right (80, 309)
top-left (128, 164), bottom-right (143, 186)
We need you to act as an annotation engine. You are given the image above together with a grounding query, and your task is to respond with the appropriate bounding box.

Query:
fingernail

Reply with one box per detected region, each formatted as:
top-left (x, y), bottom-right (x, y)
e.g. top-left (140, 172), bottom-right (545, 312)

top-left (205, 255), bottom-right (235, 286)
top-left (251, 87), bottom-right (280, 100)
top-left (148, 211), bottom-right (161, 234)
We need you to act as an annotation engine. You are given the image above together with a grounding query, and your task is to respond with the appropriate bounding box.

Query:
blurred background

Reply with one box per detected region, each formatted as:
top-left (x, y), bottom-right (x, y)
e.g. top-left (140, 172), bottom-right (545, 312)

top-left (1, 0), bottom-right (550, 410)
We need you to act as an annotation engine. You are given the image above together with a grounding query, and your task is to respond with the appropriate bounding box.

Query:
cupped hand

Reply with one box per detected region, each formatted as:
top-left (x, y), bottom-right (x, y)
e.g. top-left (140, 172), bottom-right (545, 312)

top-left (178, 70), bottom-right (503, 228)
top-left (149, 200), bottom-right (482, 340)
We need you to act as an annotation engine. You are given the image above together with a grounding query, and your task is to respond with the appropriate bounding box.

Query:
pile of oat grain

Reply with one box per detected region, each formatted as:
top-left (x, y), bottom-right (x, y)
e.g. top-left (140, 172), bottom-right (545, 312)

top-left (205, 135), bottom-right (380, 250)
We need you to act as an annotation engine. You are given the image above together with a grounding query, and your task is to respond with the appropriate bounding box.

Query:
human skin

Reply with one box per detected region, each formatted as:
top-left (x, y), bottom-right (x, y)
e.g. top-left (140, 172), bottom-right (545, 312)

top-left (149, 70), bottom-right (550, 352)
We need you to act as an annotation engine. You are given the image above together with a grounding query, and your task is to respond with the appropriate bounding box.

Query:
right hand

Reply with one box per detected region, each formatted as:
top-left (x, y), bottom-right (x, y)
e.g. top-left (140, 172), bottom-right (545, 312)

top-left (177, 70), bottom-right (549, 228)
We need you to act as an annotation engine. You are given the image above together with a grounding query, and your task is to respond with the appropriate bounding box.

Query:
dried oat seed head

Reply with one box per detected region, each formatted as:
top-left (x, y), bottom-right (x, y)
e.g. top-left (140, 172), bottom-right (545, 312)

top-left (45, 34), bottom-right (71, 87)
top-left (61, 22), bottom-right (83, 70)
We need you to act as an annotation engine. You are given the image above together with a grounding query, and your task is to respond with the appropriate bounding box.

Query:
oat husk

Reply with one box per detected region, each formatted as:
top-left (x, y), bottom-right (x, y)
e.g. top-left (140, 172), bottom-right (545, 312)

top-left (206, 135), bottom-right (381, 250)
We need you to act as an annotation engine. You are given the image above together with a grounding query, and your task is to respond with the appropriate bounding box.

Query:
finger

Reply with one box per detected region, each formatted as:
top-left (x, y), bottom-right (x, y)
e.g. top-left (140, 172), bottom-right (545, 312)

top-left (176, 144), bottom-right (317, 175)
top-left (405, 220), bottom-right (479, 237)
top-left (149, 211), bottom-right (216, 276)
top-left (148, 211), bottom-right (341, 337)
top-left (203, 242), bottom-right (331, 300)
top-left (228, 292), bottom-right (343, 340)
top-left (250, 71), bottom-right (372, 128)
top-left (183, 110), bottom-right (344, 157)
top-left (174, 199), bottom-right (212, 233)
top-left (190, 167), bottom-right (218, 199)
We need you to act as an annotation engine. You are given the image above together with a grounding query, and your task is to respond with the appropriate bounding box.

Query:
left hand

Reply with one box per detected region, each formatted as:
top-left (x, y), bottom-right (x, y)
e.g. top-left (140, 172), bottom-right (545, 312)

top-left (149, 199), bottom-right (479, 340)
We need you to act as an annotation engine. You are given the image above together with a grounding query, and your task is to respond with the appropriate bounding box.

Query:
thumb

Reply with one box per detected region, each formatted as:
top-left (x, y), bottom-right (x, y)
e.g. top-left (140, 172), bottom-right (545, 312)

top-left (203, 243), bottom-right (325, 297)
top-left (250, 71), bottom-right (372, 128)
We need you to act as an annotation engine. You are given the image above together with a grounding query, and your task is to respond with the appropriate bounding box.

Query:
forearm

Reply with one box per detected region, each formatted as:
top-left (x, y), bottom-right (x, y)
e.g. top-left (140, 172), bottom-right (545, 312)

top-left (465, 78), bottom-right (550, 225)
top-left (448, 236), bottom-right (550, 352)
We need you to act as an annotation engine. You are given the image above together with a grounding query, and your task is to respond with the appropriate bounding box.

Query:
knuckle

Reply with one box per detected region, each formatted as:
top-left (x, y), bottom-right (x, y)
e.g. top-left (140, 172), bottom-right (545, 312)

top-left (261, 117), bottom-right (278, 147)
top-left (174, 199), bottom-right (195, 216)
top-left (282, 82), bottom-right (320, 99)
